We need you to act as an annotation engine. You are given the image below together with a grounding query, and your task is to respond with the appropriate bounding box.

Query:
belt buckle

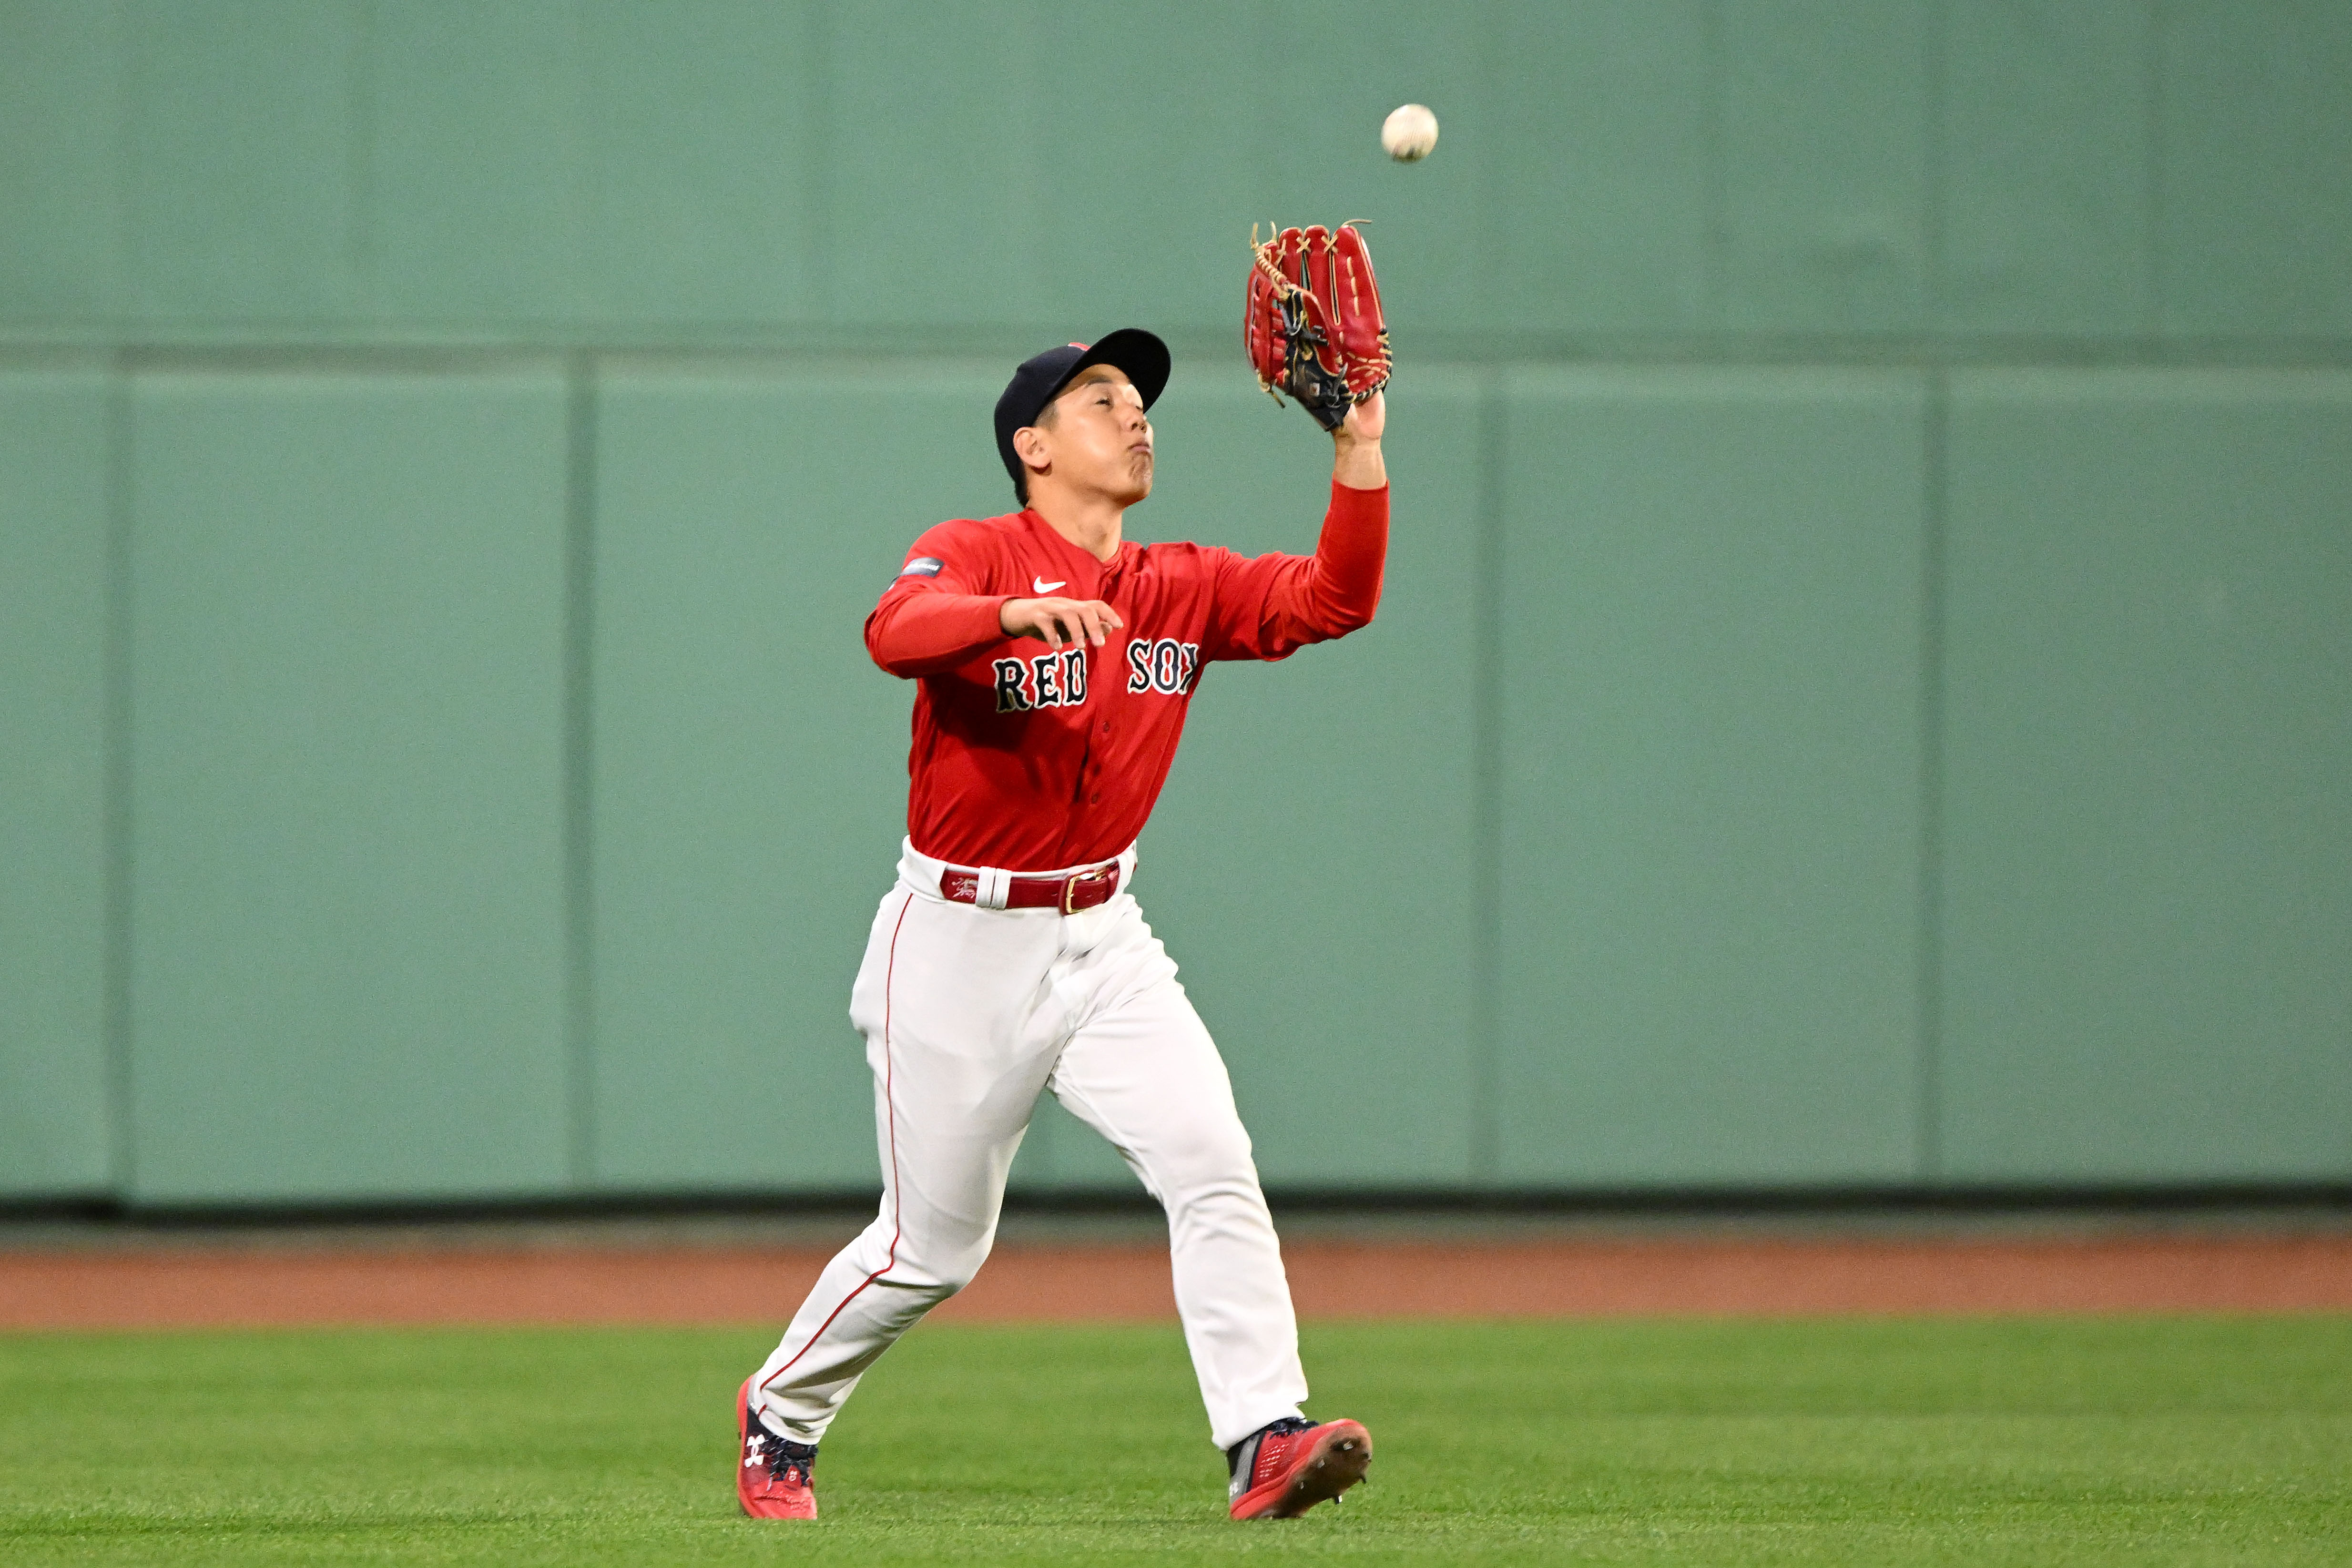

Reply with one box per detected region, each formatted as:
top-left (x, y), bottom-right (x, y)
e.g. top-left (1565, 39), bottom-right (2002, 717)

top-left (1061, 867), bottom-right (1109, 915)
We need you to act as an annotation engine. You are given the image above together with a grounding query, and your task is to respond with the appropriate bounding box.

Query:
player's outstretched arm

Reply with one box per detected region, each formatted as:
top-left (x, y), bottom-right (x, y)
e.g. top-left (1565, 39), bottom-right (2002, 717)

top-left (1199, 406), bottom-right (1389, 662)
top-left (1332, 391), bottom-right (1385, 491)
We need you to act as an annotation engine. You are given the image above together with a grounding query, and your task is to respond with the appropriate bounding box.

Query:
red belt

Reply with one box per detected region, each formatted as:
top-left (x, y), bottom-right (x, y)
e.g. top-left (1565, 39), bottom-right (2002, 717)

top-left (938, 863), bottom-right (1123, 914)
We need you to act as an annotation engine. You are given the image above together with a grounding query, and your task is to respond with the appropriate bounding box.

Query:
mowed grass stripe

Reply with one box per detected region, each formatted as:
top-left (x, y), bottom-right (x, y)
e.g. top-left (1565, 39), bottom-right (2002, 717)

top-left (1, 1319), bottom-right (2346, 1566)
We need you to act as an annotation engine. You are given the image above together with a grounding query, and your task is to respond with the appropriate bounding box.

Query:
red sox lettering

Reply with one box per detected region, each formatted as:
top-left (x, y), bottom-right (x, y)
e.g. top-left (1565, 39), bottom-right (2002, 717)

top-left (992, 647), bottom-right (1090, 712)
top-left (992, 636), bottom-right (1199, 713)
top-left (1125, 637), bottom-right (1201, 696)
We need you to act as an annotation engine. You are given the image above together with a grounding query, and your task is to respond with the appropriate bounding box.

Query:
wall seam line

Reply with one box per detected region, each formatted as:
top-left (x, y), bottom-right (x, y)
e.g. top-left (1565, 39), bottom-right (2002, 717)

top-left (1917, 365), bottom-right (1950, 1184)
top-left (562, 352), bottom-right (599, 1192)
top-left (1698, 0), bottom-right (1727, 326)
top-left (1466, 369), bottom-right (1507, 1184)
top-left (101, 352), bottom-right (136, 1200)
top-left (2144, 0), bottom-right (2167, 334)
top-left (1922, 0), bottom-right (1947, 331)
top-left (348, 0), bottom-right (377, 311)
top-left (806, 3), bottom-right (835, 323)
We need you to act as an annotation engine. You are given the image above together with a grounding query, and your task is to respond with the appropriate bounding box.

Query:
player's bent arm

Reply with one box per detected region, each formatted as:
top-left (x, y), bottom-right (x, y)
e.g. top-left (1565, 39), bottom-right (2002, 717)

top-left (865, 591), bottom-right (1018, 676)
top-left (999, 597), bottom-right (1124, 652)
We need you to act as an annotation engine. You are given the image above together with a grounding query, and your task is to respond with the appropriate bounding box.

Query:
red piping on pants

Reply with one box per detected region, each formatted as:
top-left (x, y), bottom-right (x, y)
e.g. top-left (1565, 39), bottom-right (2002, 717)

top-left (761, 890), bottom-right (913, 1395)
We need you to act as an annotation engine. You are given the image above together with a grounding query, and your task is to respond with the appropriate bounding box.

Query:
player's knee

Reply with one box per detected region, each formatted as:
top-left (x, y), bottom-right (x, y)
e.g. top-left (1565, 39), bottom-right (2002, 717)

top-left (1151, 1122), bottom-right (1263, 1207)
top-left (934, 1254), bottom-right (986, 1296)
top-left (897, 1234), bottom-right (993, 1297)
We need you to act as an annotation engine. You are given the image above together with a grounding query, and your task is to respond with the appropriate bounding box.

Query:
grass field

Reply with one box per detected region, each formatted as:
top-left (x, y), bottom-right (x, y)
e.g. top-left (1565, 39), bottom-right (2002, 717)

top-left (2, 1317), bottom-right (2346, 1566)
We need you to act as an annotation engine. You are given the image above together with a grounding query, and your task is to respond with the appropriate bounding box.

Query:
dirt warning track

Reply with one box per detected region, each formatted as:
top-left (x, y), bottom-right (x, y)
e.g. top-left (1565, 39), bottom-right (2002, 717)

top-left (4, 1233), bottom-right (2349, 1329)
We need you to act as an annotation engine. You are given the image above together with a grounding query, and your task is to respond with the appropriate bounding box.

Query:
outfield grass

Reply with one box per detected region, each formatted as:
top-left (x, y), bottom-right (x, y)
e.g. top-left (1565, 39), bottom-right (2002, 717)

top-left (1, 1317), bottom-right (2346, 1566)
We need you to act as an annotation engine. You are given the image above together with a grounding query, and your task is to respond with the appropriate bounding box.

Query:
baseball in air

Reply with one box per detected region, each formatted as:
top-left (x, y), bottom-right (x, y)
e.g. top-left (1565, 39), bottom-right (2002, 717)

top-left (1382, 103), bottom-right (1438, 162)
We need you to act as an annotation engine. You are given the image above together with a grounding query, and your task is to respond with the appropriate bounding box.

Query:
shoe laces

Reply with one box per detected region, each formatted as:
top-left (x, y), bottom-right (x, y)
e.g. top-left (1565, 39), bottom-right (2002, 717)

top-left (752, 1426), bottom-right (817, 1487)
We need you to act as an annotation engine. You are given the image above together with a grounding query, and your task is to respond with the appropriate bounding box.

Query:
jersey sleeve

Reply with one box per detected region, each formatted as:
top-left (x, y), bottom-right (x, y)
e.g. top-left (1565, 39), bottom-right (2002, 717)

top-left (864, 521), bottom-right (1016, 677)
top-left (1200, 479), bottom-right (1389, 663)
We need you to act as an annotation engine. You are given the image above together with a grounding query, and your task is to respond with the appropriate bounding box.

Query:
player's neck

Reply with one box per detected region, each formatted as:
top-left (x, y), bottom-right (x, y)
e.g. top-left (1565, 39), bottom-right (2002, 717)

top-left (1026, 489), bottom-right (1126, 563)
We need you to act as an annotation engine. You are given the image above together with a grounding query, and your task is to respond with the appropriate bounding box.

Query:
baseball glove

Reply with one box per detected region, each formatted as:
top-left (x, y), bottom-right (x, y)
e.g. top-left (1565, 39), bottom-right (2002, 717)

top-left (1245, 223), bottom-right (1391, 431)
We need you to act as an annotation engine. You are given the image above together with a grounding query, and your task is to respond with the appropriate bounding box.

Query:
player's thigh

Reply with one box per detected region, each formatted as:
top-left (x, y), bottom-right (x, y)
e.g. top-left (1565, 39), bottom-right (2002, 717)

top-left (854, 892), bottom-right (1059, 1084)
top-left (852, 890), bottom-right (1070, 1177)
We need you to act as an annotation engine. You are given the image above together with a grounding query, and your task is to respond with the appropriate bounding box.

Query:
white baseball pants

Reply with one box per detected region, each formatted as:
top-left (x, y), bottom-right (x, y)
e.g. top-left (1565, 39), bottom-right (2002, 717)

top-left (749, 841), bottom-right (1309, 1452)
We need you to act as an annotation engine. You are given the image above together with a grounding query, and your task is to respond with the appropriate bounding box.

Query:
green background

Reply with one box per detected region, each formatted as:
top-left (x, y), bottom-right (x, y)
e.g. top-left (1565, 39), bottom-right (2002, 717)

top-left (2, 1), bottom-right (2346, 1204)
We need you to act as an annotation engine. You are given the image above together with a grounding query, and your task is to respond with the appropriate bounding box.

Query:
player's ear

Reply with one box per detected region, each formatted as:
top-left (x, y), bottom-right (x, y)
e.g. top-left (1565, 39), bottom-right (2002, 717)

top-left (1012, 424), bottom-right (1051, 481)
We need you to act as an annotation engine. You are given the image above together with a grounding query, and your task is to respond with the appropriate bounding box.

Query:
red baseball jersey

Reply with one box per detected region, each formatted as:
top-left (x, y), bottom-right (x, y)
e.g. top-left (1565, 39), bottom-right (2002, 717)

top-left (865, 480), bottom-right (1389, 871)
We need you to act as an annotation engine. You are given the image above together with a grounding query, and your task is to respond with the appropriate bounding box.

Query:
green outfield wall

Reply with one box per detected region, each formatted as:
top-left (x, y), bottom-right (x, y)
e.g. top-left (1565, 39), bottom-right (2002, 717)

top-left (2, 1), bottom-right (2346, 1206)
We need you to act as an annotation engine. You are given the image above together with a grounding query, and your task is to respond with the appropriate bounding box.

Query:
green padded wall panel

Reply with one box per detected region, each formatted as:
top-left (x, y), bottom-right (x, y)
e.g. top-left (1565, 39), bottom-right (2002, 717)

top-left (1719, 1), bottom-right (1930, 333)
top-left (579, 0), bottom-right (822, 327)
top-left (2158, 3), bottom-right (2352, 337)
top-left (368, 2), bottom-right (590, 326)
top-left (1491, 0), bottom-right (1709, 334)
top-left (1495, 368), bottom-right (1926, 1185)
top-left (125, 373), bottom-right (570, 1202)
top-left (1020, 0), bottom-right (1263, 343)
top-left (127, 1), bottom-right (364, 323)
top-left (1940, 0), bottom-right (2153, 336)
top-left (366, 0), bottom-right (830, 331)
top-left (0, 1), bottom-right (126, 324)
top-left (824, 6), bottom-right (1048, 330)
top-left (1087, 366), bottom-right (1485, 1190)
top-left (1939, 371), bottom-right (2352, 1181)
top-left (589, 368), bottom-right (1003, 1192)
top-left (0, 370), bottom-right (114, 1194)
top-left (2, 1), bottom-right (2348, 347)
top-left (11, 0), bottom-right (2352, 350)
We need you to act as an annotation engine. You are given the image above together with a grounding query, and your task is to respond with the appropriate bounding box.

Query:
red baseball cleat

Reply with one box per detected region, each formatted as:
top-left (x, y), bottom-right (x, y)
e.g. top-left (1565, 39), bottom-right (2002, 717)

top-left (735, 1377), bottom-right (818, 1519)
top-left (1227, 1416), bottom-right (1373, 1519)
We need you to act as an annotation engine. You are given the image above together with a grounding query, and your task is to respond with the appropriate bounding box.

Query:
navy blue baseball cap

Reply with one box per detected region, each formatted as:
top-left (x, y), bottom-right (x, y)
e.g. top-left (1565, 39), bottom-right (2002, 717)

top-left (994, 327), bottom-right (1171, 496)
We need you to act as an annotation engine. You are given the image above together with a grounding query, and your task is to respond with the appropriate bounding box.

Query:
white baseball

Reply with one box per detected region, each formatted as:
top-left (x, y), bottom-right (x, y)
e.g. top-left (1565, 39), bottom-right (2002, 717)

top-left (1381, 103), bottom-right (1438, 162)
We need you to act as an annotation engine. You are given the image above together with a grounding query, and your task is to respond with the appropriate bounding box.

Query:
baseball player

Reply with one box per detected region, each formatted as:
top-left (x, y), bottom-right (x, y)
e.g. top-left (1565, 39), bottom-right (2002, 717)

top-left (736, 315), bottom-right (1387, 1521)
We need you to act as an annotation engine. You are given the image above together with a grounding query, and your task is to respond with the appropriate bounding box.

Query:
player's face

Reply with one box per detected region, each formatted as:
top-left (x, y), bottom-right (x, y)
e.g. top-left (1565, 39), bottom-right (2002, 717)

top-left (1033, 366), bottom-right (1154, 506)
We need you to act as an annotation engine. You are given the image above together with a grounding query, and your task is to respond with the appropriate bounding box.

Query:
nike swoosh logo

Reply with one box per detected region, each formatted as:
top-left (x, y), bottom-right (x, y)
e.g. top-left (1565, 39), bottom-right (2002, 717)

top-left (1032, 577), bottom-right (1067, 594)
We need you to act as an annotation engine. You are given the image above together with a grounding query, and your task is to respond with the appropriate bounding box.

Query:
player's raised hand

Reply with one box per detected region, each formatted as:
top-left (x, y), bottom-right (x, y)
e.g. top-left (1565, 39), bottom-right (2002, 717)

top-left (1001, 596), bottom-right (1124, 650)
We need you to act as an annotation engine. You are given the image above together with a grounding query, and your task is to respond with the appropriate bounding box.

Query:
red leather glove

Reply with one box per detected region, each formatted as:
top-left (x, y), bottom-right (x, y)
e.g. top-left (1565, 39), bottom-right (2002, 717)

top-left (1244, 223), bottom-right (1392, 431)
